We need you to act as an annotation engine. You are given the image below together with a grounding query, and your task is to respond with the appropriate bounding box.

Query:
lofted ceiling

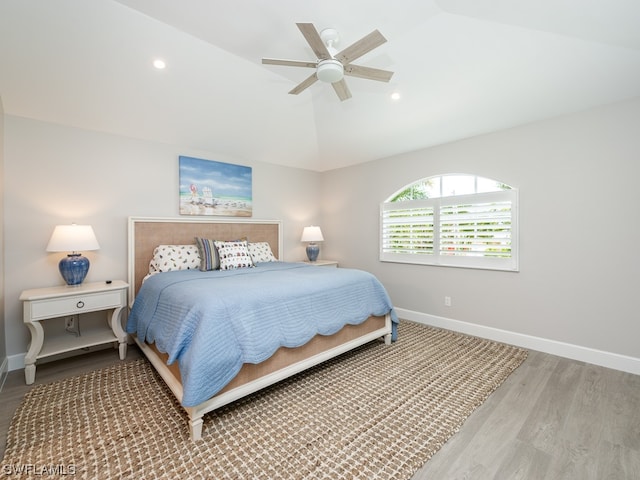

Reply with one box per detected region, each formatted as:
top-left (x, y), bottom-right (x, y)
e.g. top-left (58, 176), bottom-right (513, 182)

top-left (1, 0), bottom-right (640, 172)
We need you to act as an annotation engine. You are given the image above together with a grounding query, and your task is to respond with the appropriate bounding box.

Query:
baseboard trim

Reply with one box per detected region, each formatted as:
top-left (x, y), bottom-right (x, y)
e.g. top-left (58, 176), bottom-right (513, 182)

top-left (396, 308), bottom-right (640, 376)
top-left (8, 353), bottom-right (25, 372)
top-left (7, 343), bottom-right (116, 373)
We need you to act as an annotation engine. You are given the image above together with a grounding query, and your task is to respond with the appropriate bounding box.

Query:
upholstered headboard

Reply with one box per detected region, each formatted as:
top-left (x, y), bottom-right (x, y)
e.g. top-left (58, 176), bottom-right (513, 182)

top-left (127, 216), bottom-right (282, 301)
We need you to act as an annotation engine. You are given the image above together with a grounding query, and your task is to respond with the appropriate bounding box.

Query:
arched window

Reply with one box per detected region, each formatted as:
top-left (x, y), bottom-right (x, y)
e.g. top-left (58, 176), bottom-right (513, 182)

top-left (380, 174), bottom-right (518, 271)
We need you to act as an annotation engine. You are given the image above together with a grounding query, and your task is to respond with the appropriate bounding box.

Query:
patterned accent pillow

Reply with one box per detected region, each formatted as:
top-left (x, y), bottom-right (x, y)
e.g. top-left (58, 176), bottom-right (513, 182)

top-left (152, 245), bottom-right (201, 272)
top-left (148, 258), bottom-right (159, 274)
top-left (214, 240), bottom-right (254, 270)
top-left (248, 242), bottom-right (277, 263)
top-left (194, 237), bottom-right (220, 271)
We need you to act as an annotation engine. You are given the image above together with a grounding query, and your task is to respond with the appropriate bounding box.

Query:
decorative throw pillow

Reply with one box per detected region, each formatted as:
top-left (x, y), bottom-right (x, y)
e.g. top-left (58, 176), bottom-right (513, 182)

top-left (195, 237), bottom-right (220, 271)
top-left (214, 240), bottom-right (254, 270)
top-left (148, 258), bottom-right (159, 274)
top-left (248, 242), bottom-right (277, 263)
top-left (152, 245), bottom-right (201, 272)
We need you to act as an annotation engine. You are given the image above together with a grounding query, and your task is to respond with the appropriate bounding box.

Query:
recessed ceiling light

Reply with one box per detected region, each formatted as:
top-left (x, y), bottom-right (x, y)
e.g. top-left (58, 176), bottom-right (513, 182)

top-left (153, 59), bottom-right (166, 70)
top-left (390, 92), bottom-right (401, 101)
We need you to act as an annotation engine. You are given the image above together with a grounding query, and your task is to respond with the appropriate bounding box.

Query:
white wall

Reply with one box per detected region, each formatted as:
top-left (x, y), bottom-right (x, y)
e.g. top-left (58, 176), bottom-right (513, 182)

top-left (4, 98), bottom-right (640, 372)
top-left (321, 98), bottom-right (640, 367)
top-left (3, 116), bottom-right (321, 359)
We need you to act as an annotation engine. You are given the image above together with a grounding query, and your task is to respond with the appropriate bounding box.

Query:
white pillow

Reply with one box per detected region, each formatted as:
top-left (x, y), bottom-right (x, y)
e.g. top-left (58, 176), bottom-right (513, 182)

top-left (214, 240), bottom-right (254, 270)
top-left (248, 242), bottom-right (277, 263)
top-left (151, 245), bottom-right (201, 273)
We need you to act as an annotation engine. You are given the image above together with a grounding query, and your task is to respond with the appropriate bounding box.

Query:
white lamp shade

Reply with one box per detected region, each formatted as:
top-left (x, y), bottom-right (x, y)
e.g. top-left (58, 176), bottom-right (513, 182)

top-left (46, 225), bottom-right (100, 252)
top-left (301, 226), bottom-right (324, 243)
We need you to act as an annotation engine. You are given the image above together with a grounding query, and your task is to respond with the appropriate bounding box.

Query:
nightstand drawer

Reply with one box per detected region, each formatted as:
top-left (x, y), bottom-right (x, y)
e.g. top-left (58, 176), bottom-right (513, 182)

top-left (30, 290), bottom-right (124, 320)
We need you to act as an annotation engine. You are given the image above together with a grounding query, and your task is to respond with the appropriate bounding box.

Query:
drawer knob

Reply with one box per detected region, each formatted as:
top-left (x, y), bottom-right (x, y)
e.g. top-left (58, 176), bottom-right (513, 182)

top-left (76, 300), bottom-right (85, 309)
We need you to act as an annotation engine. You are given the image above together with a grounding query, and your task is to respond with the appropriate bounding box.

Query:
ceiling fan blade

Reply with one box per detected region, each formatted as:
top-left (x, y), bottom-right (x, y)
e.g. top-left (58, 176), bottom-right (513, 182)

top-left (297, 23), bottom-right (331, 60)
top-left (262, 58), bottom-right (317, 69)
top-left (289, 73), bottom-right (318, 95)
top-left (335, 30), bottom-right (387, 65)
top-left (344, 64), bottom-right (394, 82)
top-left (332, 79), bottom-right (352, 101)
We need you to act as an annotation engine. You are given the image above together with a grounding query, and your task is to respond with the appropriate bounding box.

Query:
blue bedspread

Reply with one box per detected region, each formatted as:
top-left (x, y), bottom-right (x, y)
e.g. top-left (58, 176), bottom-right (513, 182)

top-left (127, 262), bottom-right (398, 407)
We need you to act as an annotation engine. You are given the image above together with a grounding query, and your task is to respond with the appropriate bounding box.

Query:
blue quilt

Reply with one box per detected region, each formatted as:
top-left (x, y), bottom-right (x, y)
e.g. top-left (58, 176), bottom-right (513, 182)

top-left (127, 262), bottom-right (398, 407)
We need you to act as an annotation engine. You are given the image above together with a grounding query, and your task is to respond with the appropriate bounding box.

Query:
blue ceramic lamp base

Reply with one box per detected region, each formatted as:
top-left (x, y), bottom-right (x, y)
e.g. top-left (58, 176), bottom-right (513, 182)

top-left (306, 243), bottom-right (320, 262)
top-left (59, 253), bottom-right (90, 285)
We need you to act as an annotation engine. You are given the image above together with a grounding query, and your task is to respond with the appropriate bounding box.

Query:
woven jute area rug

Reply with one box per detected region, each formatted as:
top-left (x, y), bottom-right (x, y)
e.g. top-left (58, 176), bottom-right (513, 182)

top-left (2, 321), bottom-right (527, 479)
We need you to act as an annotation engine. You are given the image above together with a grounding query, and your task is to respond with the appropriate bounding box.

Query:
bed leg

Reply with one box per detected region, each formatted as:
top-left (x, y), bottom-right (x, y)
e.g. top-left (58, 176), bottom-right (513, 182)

top-left (189, 416), bottom-right (204, 441)
top-left (383, 333), bottom-right (392, 345)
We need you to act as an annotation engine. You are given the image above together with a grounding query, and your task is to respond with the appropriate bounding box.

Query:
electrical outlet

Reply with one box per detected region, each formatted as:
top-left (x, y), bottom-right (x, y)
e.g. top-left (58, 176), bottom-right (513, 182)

top-left (444, 296), bottom-right (452, 307)
top-left (65, 315), bottom-right (80, 337)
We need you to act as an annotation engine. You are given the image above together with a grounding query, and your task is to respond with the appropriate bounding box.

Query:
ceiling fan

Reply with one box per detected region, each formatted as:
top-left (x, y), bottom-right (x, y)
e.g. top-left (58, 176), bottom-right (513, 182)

top-left (262, 23), bottom-right (394, 101)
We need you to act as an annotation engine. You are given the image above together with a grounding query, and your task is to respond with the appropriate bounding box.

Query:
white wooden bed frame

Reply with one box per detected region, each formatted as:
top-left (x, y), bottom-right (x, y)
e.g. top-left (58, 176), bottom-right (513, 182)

top-left (127, 216), bottom-right (392, 441)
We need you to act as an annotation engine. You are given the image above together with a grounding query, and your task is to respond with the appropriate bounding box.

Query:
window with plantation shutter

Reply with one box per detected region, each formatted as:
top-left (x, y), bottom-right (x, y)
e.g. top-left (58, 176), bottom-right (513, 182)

top-left (381, 202), bottom-right (434, 256)
top-left (380, 175), bottom-right (518, 271)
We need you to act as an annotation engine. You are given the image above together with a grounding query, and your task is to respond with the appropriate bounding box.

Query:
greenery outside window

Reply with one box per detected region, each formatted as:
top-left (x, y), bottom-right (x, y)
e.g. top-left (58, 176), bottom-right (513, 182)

top-left (380, 174), bottom-right (518, 271)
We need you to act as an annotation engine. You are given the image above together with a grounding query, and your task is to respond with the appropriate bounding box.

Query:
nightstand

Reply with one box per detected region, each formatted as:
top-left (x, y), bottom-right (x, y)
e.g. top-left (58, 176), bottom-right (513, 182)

top-left (20, 280), bottom-right (128, 385)
top-left (303, 260), bottom-right (338, 267)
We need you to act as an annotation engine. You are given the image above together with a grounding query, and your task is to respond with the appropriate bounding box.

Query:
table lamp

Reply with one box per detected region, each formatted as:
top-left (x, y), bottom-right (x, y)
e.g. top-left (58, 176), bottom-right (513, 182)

top-left (301, 226), bottom-right (324, 262)
top-left (46, 224), bottom-right (100, 285)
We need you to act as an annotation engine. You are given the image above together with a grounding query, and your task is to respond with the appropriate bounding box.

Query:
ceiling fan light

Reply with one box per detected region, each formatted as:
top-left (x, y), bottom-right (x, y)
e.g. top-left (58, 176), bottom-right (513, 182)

top-left (317, 59), bottom-right (344, 83)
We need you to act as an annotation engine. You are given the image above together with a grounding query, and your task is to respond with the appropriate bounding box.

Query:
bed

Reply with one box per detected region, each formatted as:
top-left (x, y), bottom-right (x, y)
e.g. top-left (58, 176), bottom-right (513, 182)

top-left (127, 216), bottom-right (397, 441)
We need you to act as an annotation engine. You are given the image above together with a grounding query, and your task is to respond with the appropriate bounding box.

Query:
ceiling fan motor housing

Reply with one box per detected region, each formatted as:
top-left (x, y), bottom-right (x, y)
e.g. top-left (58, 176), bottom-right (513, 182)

top-left (317, 59), bottom-right (344, 83)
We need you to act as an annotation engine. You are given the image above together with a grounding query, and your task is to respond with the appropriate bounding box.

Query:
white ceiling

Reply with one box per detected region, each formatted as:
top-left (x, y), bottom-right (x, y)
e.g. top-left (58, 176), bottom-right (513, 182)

top-left (1, 0), bottom-right (639, 171)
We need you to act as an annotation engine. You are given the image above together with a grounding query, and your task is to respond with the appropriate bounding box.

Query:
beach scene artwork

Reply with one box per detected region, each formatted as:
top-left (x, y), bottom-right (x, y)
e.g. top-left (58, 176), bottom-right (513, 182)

top-left (179, 156), bottom-right (252, 217)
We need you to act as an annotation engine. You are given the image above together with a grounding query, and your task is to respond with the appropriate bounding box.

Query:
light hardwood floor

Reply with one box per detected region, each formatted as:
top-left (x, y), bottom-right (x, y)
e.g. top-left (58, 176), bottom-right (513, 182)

top-left (1, 346), bottom-right (639, 479)
top-left (413, 350), bottom-right (640, 479)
